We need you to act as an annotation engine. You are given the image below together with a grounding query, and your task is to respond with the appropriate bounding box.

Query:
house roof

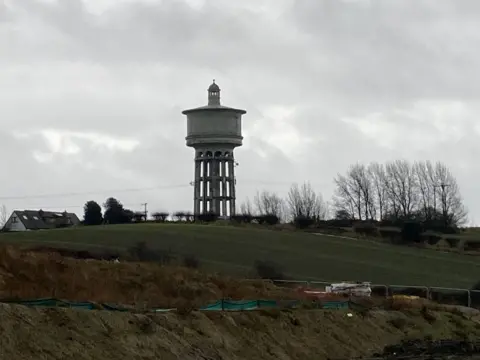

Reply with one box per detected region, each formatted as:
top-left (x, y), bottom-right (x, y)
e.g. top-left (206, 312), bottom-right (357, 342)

top-left (13, 210), bottom-right (80, 230)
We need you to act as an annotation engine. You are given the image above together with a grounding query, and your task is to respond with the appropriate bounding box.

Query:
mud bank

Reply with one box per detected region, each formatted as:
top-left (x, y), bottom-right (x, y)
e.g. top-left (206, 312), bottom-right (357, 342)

top-left (1, 304), bottom-right (480, 360)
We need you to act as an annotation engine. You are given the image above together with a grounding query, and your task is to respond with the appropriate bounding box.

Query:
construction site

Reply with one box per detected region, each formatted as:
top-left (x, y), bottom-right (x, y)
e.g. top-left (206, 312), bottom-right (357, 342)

top-left (0, 244), bottom-right (480, 360)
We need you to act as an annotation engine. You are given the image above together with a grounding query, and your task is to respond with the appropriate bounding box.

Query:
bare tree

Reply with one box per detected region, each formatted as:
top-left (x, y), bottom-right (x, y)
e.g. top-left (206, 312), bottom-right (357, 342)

top-left (432, 161), bottom-right (467, 226)
top-left (334, 164), bottom-right (374, 220)
top-left (384, 160), bottom-right (417, 219)
top-left (239, 197), bottom-right (254, 216)
top-left (287, 182), bottom-right (328, 221)
top-left (0, 205), bottom-right (7, 228)
top-left (368, 162), bottom-right (387, 221)
top-left (413, 160), bottom-right (436, 221)
top-left (335, 159), bottom-right (467, 227)
top-left (334, 174), bottom-right (362, 220)
top-left (253, 190), bottom-right (284, 219)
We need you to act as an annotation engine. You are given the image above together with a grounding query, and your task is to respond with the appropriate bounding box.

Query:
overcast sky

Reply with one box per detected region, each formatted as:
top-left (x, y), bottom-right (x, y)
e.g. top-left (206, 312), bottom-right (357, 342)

top-left (0, 0), bottom-right (479, 224)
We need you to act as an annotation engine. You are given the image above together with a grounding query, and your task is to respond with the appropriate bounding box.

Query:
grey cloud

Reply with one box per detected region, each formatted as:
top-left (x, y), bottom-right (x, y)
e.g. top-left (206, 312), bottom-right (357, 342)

top-left (287, 0), bottom-right (480, 102)
top-left (1, 0), bottom-right (480, 222)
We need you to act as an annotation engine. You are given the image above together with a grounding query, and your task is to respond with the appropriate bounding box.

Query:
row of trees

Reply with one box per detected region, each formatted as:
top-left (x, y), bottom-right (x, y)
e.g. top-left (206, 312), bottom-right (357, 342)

top-left (238, 182), bottom-right (329, 225)
top-left (81, 160), bottom-right (467, 231)
top-left (84, 197), bottom-right (146, 225)
top-left (333, 160), bottom-right (467, 228)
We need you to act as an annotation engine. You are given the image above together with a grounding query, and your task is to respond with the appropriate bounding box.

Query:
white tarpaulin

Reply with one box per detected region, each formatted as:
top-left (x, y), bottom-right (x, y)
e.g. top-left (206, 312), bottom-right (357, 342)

top-left (325, 282), bottom-right (372, 297)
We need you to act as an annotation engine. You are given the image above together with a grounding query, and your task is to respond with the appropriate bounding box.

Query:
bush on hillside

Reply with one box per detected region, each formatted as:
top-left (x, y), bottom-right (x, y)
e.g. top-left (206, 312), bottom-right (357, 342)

top-left (183, 254), bottom-right (200, 269)
top-left (401, 221), bottom-right (423, 243)
top-left (353, 222), bottom-right (378, 237)
top-left (152, 212), bottom-right (169, 222)
top-left (462, 240), bottom-right (480, 252)
top-left (293, 215), bottom-right (314, 229)
top-left (173, 211), bottom-right (186, 221)
top-left (127, 241), bottom-right (175, 264)
top-left (254, 260), bottom-right (286, 280)
top-left (230, 214), bottom-right (254, 224)
top-left (256, 214), bottom-right (280, 226)
top-left (420, 232), bottom-right (443, 246)
top-left (196, 211), bottom-right (218, 223)
top-left (443, 237), bottom-right (461, 248)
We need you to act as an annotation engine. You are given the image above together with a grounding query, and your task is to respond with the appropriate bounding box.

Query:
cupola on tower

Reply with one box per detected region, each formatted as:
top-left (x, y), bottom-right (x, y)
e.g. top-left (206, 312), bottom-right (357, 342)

top-left (182, 80), bottom-right (247, 217)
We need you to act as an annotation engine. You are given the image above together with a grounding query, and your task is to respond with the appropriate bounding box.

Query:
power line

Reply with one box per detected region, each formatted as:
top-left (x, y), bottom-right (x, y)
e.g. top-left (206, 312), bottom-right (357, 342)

top-left (19, 203), bottom-right (146, 210)
top-left (0, 184), bottom-right (190, 201)
top-left (0, 179), bottom-right (324, 203)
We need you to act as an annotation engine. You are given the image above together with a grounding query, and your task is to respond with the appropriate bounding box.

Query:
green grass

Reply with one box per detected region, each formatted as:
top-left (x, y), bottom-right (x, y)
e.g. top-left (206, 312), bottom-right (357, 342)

top-left (1, 223), bottom-right (479, 288)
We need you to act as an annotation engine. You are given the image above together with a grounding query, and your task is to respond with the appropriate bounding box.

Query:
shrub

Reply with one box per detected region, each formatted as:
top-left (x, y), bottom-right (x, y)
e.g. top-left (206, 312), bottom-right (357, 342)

top-left (420, 232), bottom-right (443, 246)
top-left (183, 254), bottom-right (200, 269)
top-left (254, 260), bottom-right (286, 280)
top-left (401, 221), bottom-right (423, 243)
top-left (353, 222), bottom-right (378, 237)
top-left (255, 215), bottom-right (279, 225)
top-left (293, 215), bottom-right (314, 229)
top-left (463, 241), bottom-right (480, 252)
top-left (173, 211), bottom-right (186, 221)
top-left (444, 237), bottom-right (461, 248)
top-left (231, 214), bottom-right (254, 224)
top-left (127, 241), bottom-right (174, 264)
top-left (152, 212), bottom-right (169, 222)
top-left (196, 211), bottom-right (218, 223)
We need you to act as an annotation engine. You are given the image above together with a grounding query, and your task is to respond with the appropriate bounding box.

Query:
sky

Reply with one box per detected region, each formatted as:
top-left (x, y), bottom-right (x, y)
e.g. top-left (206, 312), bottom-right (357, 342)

top-left (0, 0), bottom-right (479, 224)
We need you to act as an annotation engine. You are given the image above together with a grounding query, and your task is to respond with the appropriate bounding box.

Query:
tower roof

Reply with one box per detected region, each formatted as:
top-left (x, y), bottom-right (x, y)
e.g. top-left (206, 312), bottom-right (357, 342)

top-left (181, 80), bottom-right (246, 115)
top-left (208, 80), bottom-right (220, 92)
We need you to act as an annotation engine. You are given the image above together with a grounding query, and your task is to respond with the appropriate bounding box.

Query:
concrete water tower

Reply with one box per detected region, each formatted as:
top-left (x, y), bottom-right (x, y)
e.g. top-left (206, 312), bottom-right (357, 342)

top-left (182, 80), bottom-right (247, 217)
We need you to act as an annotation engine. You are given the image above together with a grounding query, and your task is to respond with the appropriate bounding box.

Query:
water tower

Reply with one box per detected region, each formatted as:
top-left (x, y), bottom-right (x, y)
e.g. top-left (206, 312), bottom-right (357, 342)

top-left (182, 80), bottom-right (247, 217)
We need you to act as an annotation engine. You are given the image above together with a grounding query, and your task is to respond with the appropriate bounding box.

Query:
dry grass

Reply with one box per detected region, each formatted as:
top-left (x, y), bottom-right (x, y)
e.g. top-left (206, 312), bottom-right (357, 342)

top-left (1, 301), bottom-right (480, 360)
top-left (1, 245), bottom-right (480, 359)
top-left (0, 246), bottom-right (299, 309)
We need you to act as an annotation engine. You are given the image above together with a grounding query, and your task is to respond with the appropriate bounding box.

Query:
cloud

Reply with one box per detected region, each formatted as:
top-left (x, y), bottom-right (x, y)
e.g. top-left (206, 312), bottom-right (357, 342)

top-left (1, 0), bottom-right (480, 224)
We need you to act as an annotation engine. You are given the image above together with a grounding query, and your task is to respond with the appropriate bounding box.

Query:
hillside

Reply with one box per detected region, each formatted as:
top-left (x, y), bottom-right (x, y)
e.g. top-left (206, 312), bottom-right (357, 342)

top-left (0, 245), bottom-right (480, 359)
top-left (2, 302), bottom-right (480, 360)
top-left (1, 223), bottom-right (479, 288)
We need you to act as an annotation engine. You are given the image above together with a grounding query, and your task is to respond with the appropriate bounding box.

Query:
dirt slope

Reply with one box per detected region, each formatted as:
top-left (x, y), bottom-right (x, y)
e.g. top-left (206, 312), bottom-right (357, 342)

top-left (1, 304), bottom-right (480, 360)
top-left (1, 245), bottom-right (480, 360)
top-left (0, 246), bottom-right (297, 308)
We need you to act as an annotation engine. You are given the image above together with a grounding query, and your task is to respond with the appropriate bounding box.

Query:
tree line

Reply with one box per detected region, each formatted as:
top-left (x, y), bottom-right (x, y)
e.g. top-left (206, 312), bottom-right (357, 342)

top-left (82, 159), bottom-right (467, 232)
top-left (333, 160), bottom-right (467, 230)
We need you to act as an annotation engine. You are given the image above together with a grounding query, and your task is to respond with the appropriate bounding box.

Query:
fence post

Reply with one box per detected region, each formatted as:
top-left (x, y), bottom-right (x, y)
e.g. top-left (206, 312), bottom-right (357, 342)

top-left (467, 290), bottom-right (472, 308)
top-left (221, 299), bottom-right (224, 311)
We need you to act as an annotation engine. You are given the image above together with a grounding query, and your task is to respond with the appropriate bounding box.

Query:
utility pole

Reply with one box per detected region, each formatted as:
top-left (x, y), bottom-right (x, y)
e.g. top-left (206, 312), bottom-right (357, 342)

top-left (141, 203), bottom-right (148, 222)
top-left (433, 183), bottom-right (450, 224)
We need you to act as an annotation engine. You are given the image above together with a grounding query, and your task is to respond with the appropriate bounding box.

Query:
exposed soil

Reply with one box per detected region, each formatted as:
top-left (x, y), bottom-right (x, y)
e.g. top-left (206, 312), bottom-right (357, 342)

top-left (0, 246), bottom-right (299, 308)
top-left (1, 304), bottom-right (480, 360)
top-left (0, 245), bottom-right (480, 360)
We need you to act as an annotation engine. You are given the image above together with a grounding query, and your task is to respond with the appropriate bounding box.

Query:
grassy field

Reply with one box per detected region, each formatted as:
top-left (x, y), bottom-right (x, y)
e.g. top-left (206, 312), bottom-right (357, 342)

top-left (1, 223), bottom-right (479, 288)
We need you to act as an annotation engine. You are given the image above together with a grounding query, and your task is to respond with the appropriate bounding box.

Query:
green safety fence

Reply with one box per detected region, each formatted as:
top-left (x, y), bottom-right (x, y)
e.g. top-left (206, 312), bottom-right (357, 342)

top-left (0, 298), bottom-right (350, 312)
top-left (200, 299), bottom-right (278, 311)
